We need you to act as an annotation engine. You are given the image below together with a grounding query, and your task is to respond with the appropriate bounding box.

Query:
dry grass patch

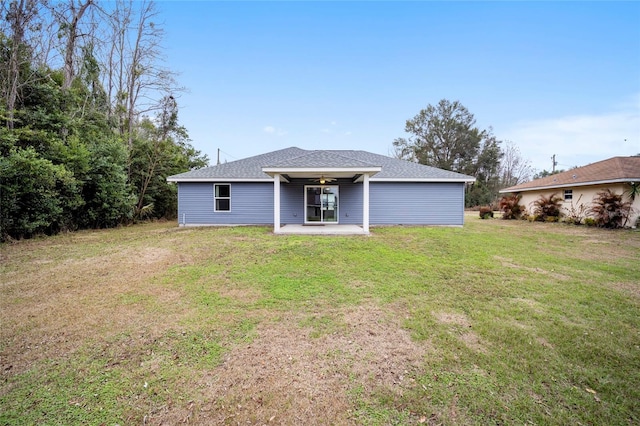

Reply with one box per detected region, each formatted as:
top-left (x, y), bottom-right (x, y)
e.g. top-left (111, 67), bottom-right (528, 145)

top-left (493, 255), bottom-right (571, 281)
top-left (175, 304), bottom-right (427, 425)
top-left (606, 281), bottom-right (640, 300)
top-left (433, 312), bottom-right (471, 328)
top-left (0, 242), bottom-right (191, 375)
top-left (433, 312), bottom-right (487, 353)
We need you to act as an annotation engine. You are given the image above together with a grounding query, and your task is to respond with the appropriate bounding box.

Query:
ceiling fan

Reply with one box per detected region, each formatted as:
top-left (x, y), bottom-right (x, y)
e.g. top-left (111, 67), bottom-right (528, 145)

top-left (309, 175), bottom-right (337, 184)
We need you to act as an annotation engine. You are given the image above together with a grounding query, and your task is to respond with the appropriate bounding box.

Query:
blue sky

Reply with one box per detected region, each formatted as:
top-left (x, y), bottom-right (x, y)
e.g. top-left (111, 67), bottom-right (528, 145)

top-left (160, 1), bottom-right (640, 173)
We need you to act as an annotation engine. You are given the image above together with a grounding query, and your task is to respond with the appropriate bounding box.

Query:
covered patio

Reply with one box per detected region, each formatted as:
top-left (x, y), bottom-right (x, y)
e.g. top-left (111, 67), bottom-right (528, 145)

top-left (262, 151), bottom-right (382, 235)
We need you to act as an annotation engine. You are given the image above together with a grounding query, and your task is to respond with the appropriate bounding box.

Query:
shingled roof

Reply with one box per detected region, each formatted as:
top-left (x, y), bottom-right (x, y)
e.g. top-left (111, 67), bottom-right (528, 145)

top-left (500, 156), bottom-right (640, 193)
top-left (167, 147), bottom-right (475, 182)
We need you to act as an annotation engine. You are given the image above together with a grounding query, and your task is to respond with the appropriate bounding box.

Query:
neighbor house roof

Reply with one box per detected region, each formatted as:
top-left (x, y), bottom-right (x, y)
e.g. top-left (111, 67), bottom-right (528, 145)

top-left (500, 156), bottom-right (640, 193)
top-left (167, 147), bottom-right (476, 182)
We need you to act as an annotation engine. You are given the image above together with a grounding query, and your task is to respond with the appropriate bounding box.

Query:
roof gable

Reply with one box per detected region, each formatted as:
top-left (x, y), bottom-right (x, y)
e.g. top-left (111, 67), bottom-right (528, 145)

top-left (501, 156), bottom-right (640, 193)
top-left (265, 150), bottom-right (379, 168)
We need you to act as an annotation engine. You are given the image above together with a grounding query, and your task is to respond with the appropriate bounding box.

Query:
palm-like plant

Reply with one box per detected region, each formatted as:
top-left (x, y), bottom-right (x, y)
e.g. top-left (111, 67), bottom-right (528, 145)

top-left (622, 182), bottom-right (639, 227)
top-left (589, 189), bottom-right (632, 229)
top-left (532, 193), bottom-right (563, 222)
top-left (626, 182), bottom-right (640, 202)
top-left (498, 194), bottom-right (523, 220)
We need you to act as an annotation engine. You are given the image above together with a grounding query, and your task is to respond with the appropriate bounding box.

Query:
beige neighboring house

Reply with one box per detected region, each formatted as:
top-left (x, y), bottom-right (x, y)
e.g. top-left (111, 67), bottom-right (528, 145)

top-left (500, 156), bottom-right (640, 227)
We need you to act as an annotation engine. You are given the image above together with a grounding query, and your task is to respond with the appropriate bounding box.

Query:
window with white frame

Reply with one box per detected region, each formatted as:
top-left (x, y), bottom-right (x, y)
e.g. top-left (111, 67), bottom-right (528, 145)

top-left (564, 189), bottom-right (573, 201)
top-left (214, 184), bottom-right (231, 211)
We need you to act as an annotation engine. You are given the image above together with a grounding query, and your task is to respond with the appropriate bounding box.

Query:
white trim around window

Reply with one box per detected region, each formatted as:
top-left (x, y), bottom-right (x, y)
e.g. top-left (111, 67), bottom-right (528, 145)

top-left (214, 183), bottom-right (231, 212)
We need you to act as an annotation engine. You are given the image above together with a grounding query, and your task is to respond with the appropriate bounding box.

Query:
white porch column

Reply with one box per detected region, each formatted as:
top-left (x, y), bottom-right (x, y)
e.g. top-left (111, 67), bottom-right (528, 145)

top-left (363, 173), bottom-right (370, 233)
top-left (273, 173), bottom-right (281, 233)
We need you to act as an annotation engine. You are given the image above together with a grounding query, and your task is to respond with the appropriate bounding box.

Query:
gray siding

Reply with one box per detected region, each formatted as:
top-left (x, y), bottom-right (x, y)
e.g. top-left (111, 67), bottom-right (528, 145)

top-left (177, 181), bottom-right (465, 226)
top-left (280, 180), bottom-right (305, 224)
top-left (338, 181), bottom-right (363, 225)
top-left (177, 182), bottom-right (273, 225)
top-left (370, 182), bottom-right (465, 225)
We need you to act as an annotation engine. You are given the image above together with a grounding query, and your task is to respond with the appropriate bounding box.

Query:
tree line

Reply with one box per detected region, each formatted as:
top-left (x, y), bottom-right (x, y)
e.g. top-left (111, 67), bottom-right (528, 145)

top-left (0, 0), bottom-right (207, 241)
top-left (392, 99), bottom-right (532, 207)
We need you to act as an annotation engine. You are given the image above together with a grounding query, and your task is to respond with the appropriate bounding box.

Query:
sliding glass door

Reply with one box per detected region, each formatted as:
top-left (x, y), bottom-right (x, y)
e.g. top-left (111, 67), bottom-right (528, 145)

top-left (305, 186), bottom-right (338, 223)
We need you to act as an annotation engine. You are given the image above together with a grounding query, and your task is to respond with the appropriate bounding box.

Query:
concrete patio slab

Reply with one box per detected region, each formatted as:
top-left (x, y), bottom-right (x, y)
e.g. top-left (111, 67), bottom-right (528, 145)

top-left (275, 224), bottom-right (369, 235)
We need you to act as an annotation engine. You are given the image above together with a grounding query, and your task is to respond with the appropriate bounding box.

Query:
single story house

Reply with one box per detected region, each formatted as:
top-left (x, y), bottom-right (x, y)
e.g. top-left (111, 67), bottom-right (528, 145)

top-left (167, 147), bottom-right (475, 233)
top-left (499, 156), bottom-right (640, 226)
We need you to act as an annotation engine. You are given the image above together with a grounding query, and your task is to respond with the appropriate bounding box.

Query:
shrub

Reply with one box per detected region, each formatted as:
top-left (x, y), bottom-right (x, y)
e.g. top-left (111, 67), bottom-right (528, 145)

top-left (583, 217), bottom-right (596, 227)
top-left (498, 194), bottom-right (523, 220)
top-left (563, 195), bottom-right (587, 225)
top-left (479, 206), bottom-right (494, 219)
top-left (0, 148), bottom-right (81, 241)
top-left (532, 193), bottom-right (563, 222)
top-left (588, 189), bottom-right (632, 229)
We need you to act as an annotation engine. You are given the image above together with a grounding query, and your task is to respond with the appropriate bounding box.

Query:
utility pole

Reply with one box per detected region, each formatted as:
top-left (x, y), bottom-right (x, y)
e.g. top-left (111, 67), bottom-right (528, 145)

top-left (217, 148), bottom-right (221, 165)
top-left (551, 154), bottom-right (557, 173)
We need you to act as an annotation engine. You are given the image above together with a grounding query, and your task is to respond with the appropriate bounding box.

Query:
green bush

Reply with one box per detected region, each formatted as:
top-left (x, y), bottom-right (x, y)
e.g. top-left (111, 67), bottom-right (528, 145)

top-left (583, 217), bottom-right (596, 227)
top-left (0, 148), bottom-right (80, 240)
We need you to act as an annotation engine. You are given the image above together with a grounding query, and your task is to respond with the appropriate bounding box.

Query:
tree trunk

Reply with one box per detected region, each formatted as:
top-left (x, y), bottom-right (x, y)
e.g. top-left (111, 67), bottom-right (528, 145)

top-left (5, 0), bottom-right (29, 129)
top-left (62, 0), bottom-right (93, 90)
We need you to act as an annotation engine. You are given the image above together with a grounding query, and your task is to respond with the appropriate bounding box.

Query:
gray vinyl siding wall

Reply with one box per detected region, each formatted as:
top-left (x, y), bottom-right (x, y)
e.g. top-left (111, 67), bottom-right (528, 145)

top-left (177, 182), bottom-right (273, 225)
top-left (369, 182), bottom-right (465, 225)
top-left (279, 179), bottom-right (363, 225)
top-left (177, 180), bottom-right (465, 226)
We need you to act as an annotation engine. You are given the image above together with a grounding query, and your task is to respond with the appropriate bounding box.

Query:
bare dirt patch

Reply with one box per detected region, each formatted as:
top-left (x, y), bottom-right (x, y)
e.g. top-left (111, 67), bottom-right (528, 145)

top-left (159, 305), bottom-right (428, 425)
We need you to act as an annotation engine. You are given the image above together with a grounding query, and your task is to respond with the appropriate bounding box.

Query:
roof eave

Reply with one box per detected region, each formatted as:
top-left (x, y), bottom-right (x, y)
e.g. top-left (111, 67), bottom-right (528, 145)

top-left (167, 177), bottom-right (272, 183)
top-left (499, 178), bottom-right (639, 193)
top-left (372, 177), bottom-right (476, 183)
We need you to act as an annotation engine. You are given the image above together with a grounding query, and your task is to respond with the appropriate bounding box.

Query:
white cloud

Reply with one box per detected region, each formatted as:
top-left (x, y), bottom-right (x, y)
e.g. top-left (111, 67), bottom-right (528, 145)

top-left (263, 125), bottom-right (287, 136)
top-left (331, 121), bottom-right (337, 126)
top-left (344, 131), bottom-right (352, 136)
top-left (321, 128), bottom-right (330, 133)
top-left (501, 100), bottom-right (640, 172)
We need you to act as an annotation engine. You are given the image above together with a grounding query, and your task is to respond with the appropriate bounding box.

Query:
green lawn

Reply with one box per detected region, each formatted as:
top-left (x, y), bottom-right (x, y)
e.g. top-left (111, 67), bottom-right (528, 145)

top-left (1, 217), bottom-right (639, 425)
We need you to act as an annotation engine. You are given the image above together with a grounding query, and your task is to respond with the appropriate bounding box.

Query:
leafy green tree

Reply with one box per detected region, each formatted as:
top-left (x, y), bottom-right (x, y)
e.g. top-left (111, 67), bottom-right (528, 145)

top-left (533, 169), bottom-right (564, 180)
top-left (0, 1), bottom-right (206, 240)
top-left (393, 99), bottom-right (484, 173)
top-left (129, 96), bottom-right (207, 220)
top-left (80, 137), bottom-right (133, 228)
top-left (0, 147), bottom-right (80, 239)
top-left (392, 99), bottom-right (503, 207)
